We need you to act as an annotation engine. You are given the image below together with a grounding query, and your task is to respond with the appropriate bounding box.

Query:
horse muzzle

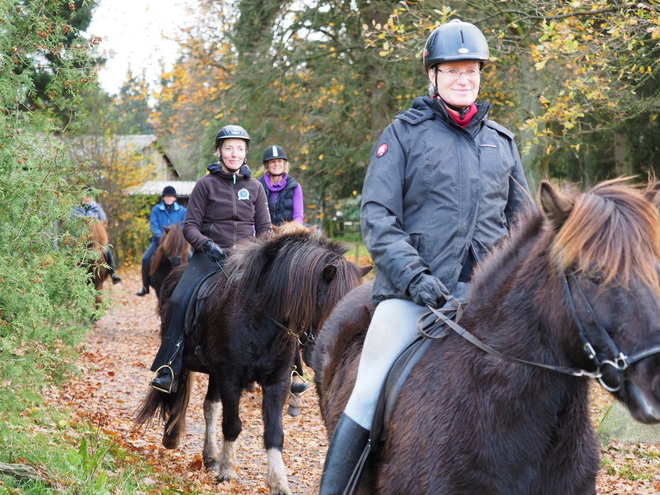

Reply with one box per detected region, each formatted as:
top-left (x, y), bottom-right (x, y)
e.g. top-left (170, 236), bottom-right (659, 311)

top-left (622, 357), bottom-right (660, 424)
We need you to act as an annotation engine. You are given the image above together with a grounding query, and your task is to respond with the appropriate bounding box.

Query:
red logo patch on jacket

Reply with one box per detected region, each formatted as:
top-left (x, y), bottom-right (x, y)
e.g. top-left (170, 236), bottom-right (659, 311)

top-left (376, 143), bottom-right (388, 157)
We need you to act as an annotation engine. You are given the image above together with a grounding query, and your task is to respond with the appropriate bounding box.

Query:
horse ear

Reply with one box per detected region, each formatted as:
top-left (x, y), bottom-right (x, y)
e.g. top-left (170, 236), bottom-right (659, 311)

top-left (310, 225), bottom-right (319, 231)
top-left (643, 181), bottom-right (660, 207)
top-left (273, 224), bottom-right (282, 235)
top-left (323, 264), bottom-right (337, 282)
top-left (539, 181), bottom-right (574, 230)
top-left (163, 225), bottom-right (171, 233)
top-left (360, 265), bottom-right (373, 277)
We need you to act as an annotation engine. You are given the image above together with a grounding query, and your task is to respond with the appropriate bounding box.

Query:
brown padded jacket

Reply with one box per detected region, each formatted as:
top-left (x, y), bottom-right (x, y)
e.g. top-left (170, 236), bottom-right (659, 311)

top-left (183, 162), bottom-right (272, 251)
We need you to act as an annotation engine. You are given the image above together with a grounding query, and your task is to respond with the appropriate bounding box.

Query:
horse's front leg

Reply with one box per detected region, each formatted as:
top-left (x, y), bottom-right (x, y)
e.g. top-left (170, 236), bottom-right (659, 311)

top-left (215, 378), bottom-right (242, 483)
top-left (202, 375), bottom-right (222, 471)
top-left (262, 381), bottom-right (291, 495)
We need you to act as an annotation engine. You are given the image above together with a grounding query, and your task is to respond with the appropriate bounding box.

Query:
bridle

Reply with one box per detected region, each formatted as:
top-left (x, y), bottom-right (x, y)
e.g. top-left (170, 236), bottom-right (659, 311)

top-left (264, 313), bottom-right (315, 348)
top-left (419, 272), bottom-right (660, 393)
top-left (262, 254), bottom-right (344, 349)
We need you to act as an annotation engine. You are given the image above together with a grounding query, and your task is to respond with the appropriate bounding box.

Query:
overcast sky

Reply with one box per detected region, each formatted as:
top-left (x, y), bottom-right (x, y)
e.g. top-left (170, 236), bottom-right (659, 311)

top-left (87, 0), bottom-right (195, 95)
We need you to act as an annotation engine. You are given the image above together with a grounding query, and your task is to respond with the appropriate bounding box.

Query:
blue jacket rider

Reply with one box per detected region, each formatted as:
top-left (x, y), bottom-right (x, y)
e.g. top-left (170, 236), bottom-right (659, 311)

top-left (136, 185), bottom-right (187, 296)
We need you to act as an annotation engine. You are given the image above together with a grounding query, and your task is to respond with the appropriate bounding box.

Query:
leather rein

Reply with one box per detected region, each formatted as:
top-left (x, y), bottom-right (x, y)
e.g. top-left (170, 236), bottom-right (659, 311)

top-left (418, 272), bottom-right (660, 393)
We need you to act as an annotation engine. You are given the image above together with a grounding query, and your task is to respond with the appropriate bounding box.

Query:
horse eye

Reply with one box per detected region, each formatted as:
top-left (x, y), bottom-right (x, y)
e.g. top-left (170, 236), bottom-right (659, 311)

top-left (588, 273), bottom-right (604, 286)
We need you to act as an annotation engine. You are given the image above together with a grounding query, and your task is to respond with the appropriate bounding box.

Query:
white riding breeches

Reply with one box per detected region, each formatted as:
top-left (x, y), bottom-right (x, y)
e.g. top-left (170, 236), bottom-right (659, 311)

top-left (344, 282), bottom-right (468, 430)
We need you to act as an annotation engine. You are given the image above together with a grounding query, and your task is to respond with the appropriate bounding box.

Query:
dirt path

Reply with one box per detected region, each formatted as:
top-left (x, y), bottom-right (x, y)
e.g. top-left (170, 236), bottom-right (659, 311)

top-left (58, 267), bottom-right (327, 494)
top-left (54, 267), bottom-right (660, 494)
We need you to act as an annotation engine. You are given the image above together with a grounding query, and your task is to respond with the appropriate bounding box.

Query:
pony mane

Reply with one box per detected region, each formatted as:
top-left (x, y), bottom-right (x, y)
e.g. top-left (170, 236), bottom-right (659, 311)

top-left (226, 231), bottom-right (360, 333)
top-left (150, 223), bottom-right (190, 274)
top-left (90, 220), bottom-right (108, 247)
top-left (550, 179), bottom-right (660, 291)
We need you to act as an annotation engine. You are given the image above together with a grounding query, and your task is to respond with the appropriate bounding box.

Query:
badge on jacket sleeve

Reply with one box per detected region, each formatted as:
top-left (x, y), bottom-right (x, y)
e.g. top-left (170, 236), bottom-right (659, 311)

top-left (237, 188), bottom-right (250, 201)
top-left (376, 143), bottom-right (388, 157)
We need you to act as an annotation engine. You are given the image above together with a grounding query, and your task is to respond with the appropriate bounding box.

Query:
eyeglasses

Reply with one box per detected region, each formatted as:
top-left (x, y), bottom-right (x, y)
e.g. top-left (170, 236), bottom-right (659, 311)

top-left (435, 69), bottom-right (482, 80)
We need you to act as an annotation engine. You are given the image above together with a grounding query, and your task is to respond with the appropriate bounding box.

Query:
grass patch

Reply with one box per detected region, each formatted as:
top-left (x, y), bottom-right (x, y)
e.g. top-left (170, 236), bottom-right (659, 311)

top-left (0, 383), bottom-right (214, 494)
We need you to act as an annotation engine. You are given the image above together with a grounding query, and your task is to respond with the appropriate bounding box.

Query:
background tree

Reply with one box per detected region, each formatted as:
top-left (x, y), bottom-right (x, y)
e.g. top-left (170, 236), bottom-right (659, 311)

top-left (0, 0), bottom-right (101, 395)
top-left (152, 0), bottom-right (660, 224)
top-left (12, 0), bottom-right (98, 125)
top-left (115, 70), bottom-right (155, 134)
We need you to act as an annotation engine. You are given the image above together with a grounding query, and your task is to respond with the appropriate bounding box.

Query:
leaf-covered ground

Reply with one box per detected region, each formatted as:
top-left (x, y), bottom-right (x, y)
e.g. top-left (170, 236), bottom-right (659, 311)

top-left (50, 268), bottom-right (660, 494)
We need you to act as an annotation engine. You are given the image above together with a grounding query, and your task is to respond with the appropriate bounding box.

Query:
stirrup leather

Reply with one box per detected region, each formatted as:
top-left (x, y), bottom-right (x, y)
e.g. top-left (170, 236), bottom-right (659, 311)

top-left (151, 365), bottom-right (175, 393)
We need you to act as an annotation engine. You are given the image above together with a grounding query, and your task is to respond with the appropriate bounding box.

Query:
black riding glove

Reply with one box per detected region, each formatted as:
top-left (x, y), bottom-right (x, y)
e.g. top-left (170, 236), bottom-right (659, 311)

top-left (203, 240), bottom-right (227, 263)
top-left (408, 272), bottom-right (449, 308)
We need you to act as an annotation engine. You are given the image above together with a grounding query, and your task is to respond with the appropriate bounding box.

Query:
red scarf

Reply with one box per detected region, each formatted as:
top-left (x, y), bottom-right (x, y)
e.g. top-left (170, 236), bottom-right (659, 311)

top-left (447, 103), bottom-right (478, 128)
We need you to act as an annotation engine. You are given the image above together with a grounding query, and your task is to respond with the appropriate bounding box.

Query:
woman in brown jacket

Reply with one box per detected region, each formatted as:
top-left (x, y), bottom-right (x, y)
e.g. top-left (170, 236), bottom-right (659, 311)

top-left (149, 124), bottom-right (272, 393)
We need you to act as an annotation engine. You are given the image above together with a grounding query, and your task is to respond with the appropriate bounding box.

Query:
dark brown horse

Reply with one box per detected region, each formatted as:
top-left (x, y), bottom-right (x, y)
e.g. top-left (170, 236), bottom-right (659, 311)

top-left (136, 229), bottom-right (371, 495)
top-left (312, 179), bottom-right (660, 494)
top-left (148, 223), bottom-right (191, 300)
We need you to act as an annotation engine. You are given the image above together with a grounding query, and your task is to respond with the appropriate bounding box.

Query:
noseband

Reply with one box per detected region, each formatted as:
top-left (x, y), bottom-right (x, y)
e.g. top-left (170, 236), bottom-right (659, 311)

top-left (420, 272), bottom-right (660, 393)
top-left (562, 272), bottom-right (660, 391)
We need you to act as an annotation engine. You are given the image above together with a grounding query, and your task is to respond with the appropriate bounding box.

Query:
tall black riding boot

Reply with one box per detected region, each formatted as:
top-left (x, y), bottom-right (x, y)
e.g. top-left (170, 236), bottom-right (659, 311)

top-left (319, 413), bottom-right (371, 495)
top-left (105, 247), bottom-right (122, 284)
top-left (139, 253), bottom-right (151, 295)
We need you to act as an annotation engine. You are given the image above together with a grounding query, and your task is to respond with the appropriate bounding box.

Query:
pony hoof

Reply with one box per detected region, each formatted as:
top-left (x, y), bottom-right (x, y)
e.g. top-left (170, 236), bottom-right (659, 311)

top-left (162, 436), bottom-right (180, 449)
top-left (205, 460), bottom-right (220, 472)
top-left (288, 405), bottom-right (301, 417)
top-left (217, 474), bottom-right (232, 483)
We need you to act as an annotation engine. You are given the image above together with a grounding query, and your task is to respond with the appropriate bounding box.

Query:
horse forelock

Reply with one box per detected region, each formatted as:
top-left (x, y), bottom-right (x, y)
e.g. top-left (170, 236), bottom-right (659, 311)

top-left (273, 231), bottom-right (348, 330)
top-left (550, 183), bottom-right (660, 291)
top-left (320, 257), bottom-right (366, 325)
top-left (229, 231), bottom-right (354, 334)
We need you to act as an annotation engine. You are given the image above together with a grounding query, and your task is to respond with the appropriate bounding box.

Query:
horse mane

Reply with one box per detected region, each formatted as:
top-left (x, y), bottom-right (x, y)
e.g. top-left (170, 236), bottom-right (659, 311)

top-left (90, 220), bottom-right (108, 247)
top-left (550, 179), bottom-right (660, 291)
top-left (272, 221), bottom-right (317, 235)
top-left (150, 223), bottom-right (190, 275)
top-left (227, 231), bottom-right (360, 334)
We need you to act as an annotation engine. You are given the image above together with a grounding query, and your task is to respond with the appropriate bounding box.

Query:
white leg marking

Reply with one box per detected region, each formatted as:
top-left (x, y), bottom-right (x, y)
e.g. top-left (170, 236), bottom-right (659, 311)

top-left (218, 440), bottom-right (237, 481)
top-left (202, 400), bottom-right (221, 469)
top-left (267, 448), bottom-right (291, 495)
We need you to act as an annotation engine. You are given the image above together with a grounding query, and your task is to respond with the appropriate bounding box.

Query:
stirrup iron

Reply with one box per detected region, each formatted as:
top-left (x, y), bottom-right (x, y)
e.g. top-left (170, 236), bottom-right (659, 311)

top-left (150, 365), bottom-right (175, 393)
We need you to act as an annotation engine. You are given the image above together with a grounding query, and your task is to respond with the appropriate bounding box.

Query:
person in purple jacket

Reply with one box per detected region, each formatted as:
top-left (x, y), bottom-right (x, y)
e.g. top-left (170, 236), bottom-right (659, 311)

top-left (258, 145), bottom-right (308, 396)
top-left (258, 145), bottom-right (304, 226)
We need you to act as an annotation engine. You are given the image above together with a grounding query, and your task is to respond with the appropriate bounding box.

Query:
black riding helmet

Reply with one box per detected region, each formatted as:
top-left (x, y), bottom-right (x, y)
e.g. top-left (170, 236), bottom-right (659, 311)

top-left (423, 19), bottom-right (489, 71)
top-left (262, 145), bottom-right (288, 164)
top-left (215, 125), bottom-right (251, 149)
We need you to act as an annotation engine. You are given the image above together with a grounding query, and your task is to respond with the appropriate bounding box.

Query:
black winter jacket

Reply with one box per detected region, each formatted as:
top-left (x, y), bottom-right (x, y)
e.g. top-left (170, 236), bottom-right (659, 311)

top-left (361, 96), bottom-right (531, 305)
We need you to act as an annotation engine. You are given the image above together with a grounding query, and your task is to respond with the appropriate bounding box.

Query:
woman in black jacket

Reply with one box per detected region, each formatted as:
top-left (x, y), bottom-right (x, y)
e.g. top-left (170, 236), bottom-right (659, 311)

top-left (319, 19), bottom-right (532, 495)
